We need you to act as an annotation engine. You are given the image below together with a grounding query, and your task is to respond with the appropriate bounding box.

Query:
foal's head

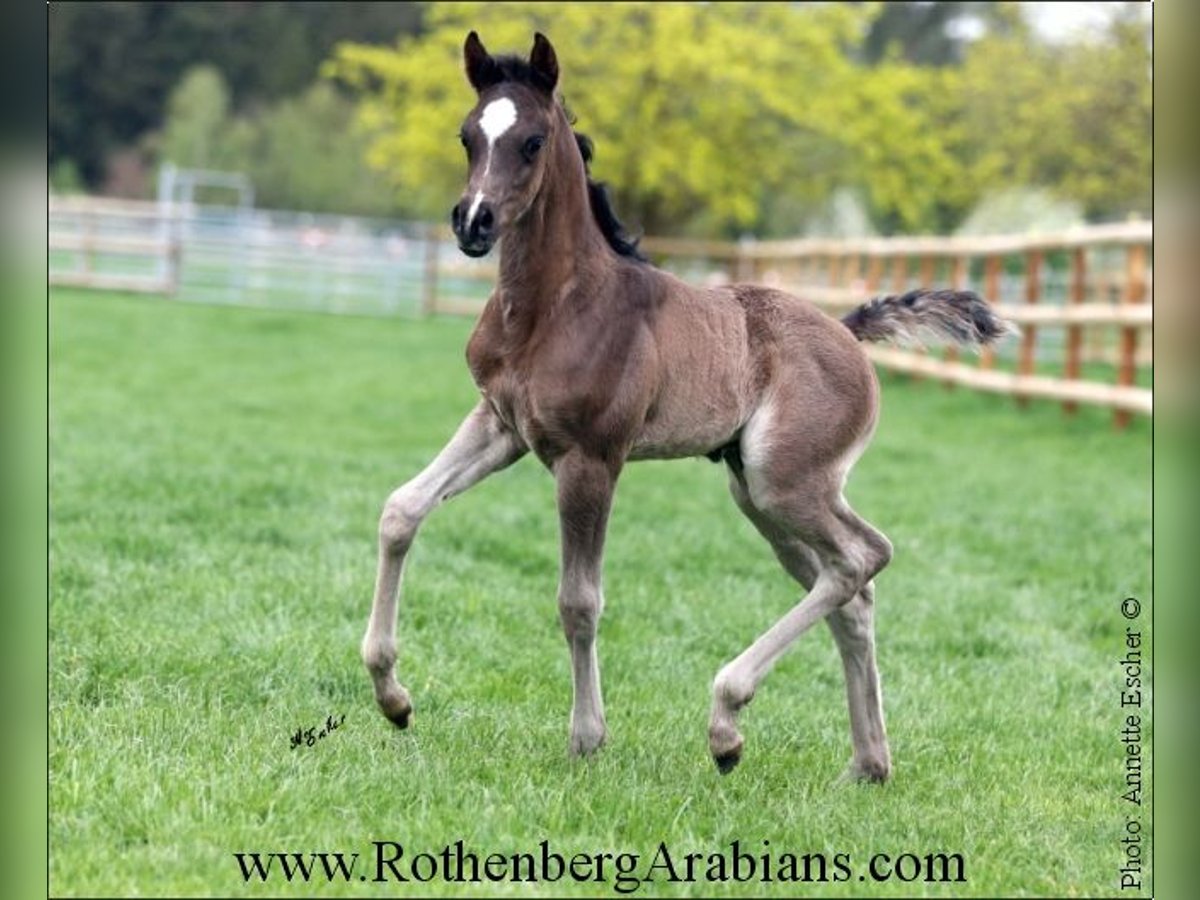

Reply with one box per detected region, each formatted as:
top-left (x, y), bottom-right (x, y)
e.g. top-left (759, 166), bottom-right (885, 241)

top-left (450, 32), bottom-right (570, 257)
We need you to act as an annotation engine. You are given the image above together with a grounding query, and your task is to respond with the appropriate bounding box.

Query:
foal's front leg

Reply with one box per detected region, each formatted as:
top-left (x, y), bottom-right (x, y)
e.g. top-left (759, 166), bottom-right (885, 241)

top-left (554, 450), bottom-right (619, 756)
top-left (363, 401), bottom-right (525, 728)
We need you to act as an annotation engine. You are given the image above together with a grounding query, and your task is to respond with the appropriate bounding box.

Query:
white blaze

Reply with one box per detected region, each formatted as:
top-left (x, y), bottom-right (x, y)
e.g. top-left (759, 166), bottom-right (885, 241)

top-left (468, 96), bottom-right (518, 226)
top-left (467, 190), bottom-right (485, 224)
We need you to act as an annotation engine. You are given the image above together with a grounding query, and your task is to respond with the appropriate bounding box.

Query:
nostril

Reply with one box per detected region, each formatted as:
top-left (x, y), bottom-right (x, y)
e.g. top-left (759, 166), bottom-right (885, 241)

top-left (478, 207), bottom-right (494, 231)
top-left (451, 205), bottom-right (463, 230)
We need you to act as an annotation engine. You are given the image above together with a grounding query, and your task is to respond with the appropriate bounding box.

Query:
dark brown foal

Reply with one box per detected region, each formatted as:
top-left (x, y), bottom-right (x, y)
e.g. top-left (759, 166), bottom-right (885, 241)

top-left (361, 32), bottom-right (1014, 779)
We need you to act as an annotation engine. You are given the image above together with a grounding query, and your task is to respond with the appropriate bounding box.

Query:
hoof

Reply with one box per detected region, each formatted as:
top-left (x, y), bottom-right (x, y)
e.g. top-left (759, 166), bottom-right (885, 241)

top-left (569, 725), bottom-right (608, 758)
top-left (377, 689), bottom-right (413, 730)
top-left (714, 746), bottom-right (742, 775)
top-left (838, 758), bottom-right (891, 784)
top-left (705, 734), bottom-right (744, 777)
top-left (709, 724), bottom-right (744, 774)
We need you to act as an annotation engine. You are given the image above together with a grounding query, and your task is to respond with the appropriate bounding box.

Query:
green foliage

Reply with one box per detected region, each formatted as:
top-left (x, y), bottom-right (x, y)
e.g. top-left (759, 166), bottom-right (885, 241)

top-left (951, 8), bottom-right (1151, 221)
top-left (49, 158), bottom-right (85, 195)
top-left (858, 0), bottom-right (982, 66)
top-left (329, 1), bottom-right (1149, 236)
top-left (328, 2), bottom-right (881, 234)
top-left (156, 67), bottom-right (398, 216)
top-left (158, 67), bottom-right (241, 172)
top-left (244, 82), bottom-right (401, 216)
top-left (49, 2), bottom-right (425, 187)
top-left (955, 187), bottom-right (1084, 236)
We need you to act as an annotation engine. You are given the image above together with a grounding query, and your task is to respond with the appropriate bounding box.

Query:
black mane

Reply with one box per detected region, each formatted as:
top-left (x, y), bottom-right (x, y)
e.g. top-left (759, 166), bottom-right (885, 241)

top-left (573, 133), bottom-right (647, 262)
top-left (488, 54), bottom-right (648, 263)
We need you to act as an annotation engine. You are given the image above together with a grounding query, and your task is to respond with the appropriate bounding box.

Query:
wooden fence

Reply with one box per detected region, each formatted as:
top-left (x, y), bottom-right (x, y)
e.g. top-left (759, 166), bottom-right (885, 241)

top-left (48, 195), bottom-right (183, 294)
top-left (49, 195), bottom-right (1151, 428)
top-left (48, 195), bottom-right (433, 315)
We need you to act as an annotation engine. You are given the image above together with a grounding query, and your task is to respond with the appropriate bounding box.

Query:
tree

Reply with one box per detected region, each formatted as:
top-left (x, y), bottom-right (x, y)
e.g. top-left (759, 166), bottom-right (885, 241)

top-left (859, 1), bottom-right (980, 67)
top-left (154, 66), bottom-right (398, 216)
top-left (49, 2), bottom-right (426, 188)
top-left (158, 67), bottom-right (244, 172)
top-left (249, 82), bottom-right (400, 216)
top-left (951, 5), bottom-right (1151, 221)
top-left (327, 2), bottom-right (946, 236)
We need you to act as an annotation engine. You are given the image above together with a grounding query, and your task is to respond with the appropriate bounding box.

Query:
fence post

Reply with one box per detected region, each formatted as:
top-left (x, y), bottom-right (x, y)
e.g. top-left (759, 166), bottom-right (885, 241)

top-left (891, 254), bottom-right (912, 378)
top-left (82, 207), bottom-right (96, 279)
top-left (891, 253), bottom-right (908, 293)
top-left (1063, 246), bottom-right (1086, 414)
top-left (734, 239), bottom-right (754, 283)
top-left (981, 255), bottom-right (1001, 370)
top-left (1114, 242), bottom-right (1147, 429)
top-left (914, 254), bottom-right (935, 376)
top-left (1016, 249), bottom-right (1042, 408)
top-left (421, 225), bottom-right (440, 316)
top-left (843, 252), bottom-right (861, 290)
top-left (945, 256), bottom-right (967, 387)
top-left (866, 254), bottom-right (882, 294)
top-left (164, 236), bottom-right (182, 297)
top-left (163, 203), bottom-right (182, 297)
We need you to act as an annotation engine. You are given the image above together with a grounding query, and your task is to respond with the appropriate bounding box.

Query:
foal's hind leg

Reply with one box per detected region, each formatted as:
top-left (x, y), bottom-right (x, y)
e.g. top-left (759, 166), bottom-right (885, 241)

top-left (725, 475), bottom-right (891, 780)
top-left (826, 585), bottom-right (891, 782)
top-left (710, 467), bottom-right (891, 775)
top-left (363, 401), bottom-right (525, 728)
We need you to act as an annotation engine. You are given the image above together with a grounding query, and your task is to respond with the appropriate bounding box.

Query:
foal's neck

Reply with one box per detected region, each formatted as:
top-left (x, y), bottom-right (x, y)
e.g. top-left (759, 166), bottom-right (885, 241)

top-left (498, 122), bottom-right (611, 308)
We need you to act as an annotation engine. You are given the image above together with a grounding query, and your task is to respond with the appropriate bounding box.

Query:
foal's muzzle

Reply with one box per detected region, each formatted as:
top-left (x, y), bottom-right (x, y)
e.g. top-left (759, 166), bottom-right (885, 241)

top-left (451, 199), bottom-right (496, 258)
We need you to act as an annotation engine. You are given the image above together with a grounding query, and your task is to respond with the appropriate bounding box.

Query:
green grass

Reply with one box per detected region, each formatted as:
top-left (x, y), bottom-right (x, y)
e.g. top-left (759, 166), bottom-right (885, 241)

top-left (50, 288), bottom-right (1152, 897)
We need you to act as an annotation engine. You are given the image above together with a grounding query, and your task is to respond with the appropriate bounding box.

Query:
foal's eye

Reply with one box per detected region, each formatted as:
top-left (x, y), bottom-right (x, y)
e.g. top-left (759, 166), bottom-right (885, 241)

top-left (522, 135), bottom-right (546, 162)
top-left (459, 132), bottom-right (469, 149)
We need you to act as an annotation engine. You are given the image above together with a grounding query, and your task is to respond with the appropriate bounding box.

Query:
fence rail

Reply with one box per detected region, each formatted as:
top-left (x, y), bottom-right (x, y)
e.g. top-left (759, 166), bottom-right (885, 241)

top-left (49, 195), bottom-right (1151, 428)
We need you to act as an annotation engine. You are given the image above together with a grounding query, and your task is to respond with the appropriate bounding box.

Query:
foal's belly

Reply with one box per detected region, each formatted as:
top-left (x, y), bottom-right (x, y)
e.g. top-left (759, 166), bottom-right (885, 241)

top-left (628, 311), bottom-right (757, 461)
top-left (628, 420), bottom-right (743, 461)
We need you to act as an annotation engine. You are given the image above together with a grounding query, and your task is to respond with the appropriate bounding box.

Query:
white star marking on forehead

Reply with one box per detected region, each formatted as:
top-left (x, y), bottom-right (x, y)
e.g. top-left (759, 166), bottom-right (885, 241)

top-left (479, 97), bottom-right (518, 145)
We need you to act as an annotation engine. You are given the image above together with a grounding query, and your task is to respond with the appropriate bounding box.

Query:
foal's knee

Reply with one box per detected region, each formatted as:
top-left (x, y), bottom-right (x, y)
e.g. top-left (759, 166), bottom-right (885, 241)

top-left (378, 486), bottom-right (423, 554)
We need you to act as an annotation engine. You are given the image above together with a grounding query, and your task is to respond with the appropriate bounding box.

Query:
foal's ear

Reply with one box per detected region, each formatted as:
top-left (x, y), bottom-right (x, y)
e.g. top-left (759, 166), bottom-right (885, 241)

top-left (464, 31), bottom-right (501, 92)
top-left (529, 32), bottom-right (558, 93)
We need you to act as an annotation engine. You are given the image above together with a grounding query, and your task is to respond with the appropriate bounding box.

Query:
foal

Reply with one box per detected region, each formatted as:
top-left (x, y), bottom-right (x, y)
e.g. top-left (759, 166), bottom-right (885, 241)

top-left (362, 32), bottom-right (1013, 780)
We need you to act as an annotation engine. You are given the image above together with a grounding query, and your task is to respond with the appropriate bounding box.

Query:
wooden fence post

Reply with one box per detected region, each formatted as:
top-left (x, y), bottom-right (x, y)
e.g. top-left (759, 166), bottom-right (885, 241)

top-left (866, 254), bottom-right (882, 293)
top-left (981, 255), bottom-right (1001, 370)
top-left (1063, 246), bottom-right (1086, 414)
top-left (1016, 250), bottom-right (1042, 407)
top-left (891, 255), bottom-right (913, 379)
top-left (914, 254), bottom-right (935, 377)
top-left (945, 256), bottom-right (966, 387)
top-left (891, 253), bottom-right (908, 293)
top-left (1114, 243), bottom-right (1147, 429)
top-left (843, 252), bottom-right (861, 289)
top-left (82, 208), bottom-right (96, 278)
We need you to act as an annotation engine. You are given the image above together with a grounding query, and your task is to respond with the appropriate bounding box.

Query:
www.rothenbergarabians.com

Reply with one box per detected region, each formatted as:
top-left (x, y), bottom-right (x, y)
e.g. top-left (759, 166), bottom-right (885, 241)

top-left (234, 839), bottom-right (966, 892)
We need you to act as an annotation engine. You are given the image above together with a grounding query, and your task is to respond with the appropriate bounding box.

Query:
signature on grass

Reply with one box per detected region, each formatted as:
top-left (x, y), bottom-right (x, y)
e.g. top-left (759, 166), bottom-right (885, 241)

top-left (289, 713), bottom-right (346, 749)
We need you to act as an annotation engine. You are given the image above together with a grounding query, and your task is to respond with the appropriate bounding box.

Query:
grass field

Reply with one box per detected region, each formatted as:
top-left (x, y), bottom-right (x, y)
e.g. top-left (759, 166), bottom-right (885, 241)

top-left (50, 287), bottom-right (1151, 897)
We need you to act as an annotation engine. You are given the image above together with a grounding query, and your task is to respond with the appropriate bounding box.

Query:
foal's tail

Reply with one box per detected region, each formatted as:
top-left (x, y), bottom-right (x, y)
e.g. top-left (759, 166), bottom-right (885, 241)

top-left (841, 289), bottom-right (1017, 347)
